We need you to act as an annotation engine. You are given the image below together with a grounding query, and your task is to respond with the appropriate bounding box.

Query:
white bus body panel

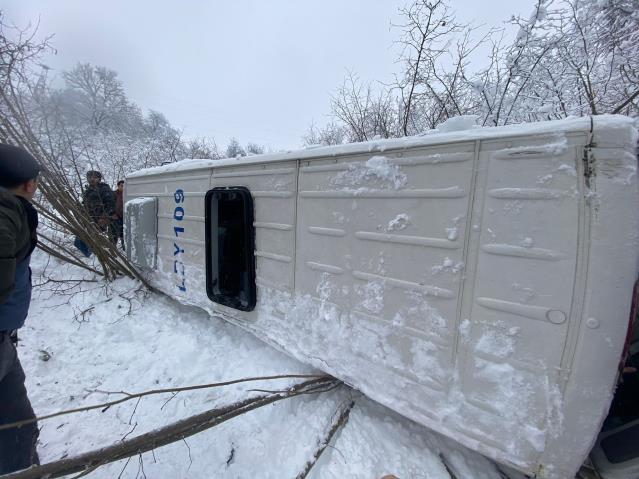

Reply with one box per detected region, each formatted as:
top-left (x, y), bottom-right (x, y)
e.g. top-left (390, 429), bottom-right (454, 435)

top-left (125, 116), bottom-right (639, 478)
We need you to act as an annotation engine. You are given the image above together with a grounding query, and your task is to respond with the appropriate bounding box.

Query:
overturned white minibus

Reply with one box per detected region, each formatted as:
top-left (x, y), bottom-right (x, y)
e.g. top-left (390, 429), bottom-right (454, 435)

top-left (125, 115), bottom-right (639, 478)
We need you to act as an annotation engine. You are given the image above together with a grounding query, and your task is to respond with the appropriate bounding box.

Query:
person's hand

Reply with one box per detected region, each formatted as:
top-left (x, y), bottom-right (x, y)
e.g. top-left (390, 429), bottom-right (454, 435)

top-left (111, 214), bottom-right (119, 220)
top-left (98, 217), bottom-right (108, 226)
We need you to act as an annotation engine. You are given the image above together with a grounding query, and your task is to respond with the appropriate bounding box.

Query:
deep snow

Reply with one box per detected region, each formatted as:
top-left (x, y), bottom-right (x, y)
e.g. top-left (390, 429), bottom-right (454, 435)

top-left (14, 250), bottom-right (518, 478)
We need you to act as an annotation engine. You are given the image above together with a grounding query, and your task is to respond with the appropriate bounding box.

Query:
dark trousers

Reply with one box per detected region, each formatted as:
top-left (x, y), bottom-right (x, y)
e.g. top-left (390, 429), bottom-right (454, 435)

top-left (0, 331), bottom-right (39, 473)
top-left (113, 217), bottom-right (124, 248)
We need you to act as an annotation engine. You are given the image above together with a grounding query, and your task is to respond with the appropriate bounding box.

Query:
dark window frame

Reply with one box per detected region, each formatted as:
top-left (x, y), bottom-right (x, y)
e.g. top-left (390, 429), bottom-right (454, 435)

top-left (205, 186), bottom-right (256, 311)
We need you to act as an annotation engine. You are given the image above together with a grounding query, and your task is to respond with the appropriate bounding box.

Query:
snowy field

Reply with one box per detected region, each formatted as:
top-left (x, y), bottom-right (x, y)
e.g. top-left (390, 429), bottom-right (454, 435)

top-left (12, 250), bottom-right (524, 479)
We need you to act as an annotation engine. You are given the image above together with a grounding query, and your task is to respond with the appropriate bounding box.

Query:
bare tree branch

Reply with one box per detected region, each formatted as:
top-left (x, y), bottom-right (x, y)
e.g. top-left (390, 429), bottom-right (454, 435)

top-left (296, 400), bottom-right (355, 479)
top-left (0, 374), bottom-right (331, 432)
top-left (2, 377), bottom-right (340, 479)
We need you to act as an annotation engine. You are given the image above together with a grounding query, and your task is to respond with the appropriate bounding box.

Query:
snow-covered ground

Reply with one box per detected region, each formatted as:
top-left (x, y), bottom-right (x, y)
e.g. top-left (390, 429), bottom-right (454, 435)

top-left (17, 251), bottom-right (519, 478)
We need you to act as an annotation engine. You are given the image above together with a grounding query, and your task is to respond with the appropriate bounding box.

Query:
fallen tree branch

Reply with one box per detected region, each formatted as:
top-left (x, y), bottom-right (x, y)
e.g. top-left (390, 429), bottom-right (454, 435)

top-left (296, 400), bottom-right (355, 479)
top-left (2, 377), bottom-right (340, 479)
top-left (0, 374), bottom-right (329, 432)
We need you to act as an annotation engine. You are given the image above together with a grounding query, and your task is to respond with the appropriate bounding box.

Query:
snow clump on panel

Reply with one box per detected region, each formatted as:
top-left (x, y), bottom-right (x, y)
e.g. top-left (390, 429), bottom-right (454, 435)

top-left (536, 174), bottom-right (553, 185)
top-left (431, 257), bottom-right (464, 275)
top-left (332, 211), bottom-right (347, 225)
top-left (520, 237), bottom-right (534, 248)
top-left (355, 280), bottom-right (385, 315)
top-left (475, 330), bottom-right (516, 358)
top-left (387, 213), bottom-right (411, 232)
top-left (331, 156), bottom-right (407, 190)
top-left (445, 215), bottom-right (463, 241)
top-left (557, 164), bottom-right (577, 176)
top-left (604, 151), bottom-right (637, 185)
top-left (446, 227), bottom-right (458, 241)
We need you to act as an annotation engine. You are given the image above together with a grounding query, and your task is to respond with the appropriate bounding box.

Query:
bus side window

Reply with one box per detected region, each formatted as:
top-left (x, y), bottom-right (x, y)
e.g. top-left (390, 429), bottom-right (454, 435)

top-left (205, 187), bottom-right (256, 311)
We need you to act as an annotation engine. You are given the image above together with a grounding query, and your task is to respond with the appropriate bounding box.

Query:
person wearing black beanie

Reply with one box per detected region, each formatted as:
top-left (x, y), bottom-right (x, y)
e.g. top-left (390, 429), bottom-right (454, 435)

top-left (0, 144), bottom-right (40, 189)
top-left (0, 143), bottom-right (40, 472)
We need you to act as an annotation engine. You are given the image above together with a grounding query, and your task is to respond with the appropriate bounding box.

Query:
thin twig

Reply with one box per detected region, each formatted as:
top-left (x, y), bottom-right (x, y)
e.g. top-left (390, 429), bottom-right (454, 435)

top-left (117, 456), bottom-right (133, 479)
top-left (183, 437), bottom-right (193, 470)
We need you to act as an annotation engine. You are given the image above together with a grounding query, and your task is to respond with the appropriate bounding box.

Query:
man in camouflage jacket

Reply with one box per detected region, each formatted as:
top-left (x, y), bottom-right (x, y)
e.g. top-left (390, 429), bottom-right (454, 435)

top-left (82, 170), bottom-right (116, 227)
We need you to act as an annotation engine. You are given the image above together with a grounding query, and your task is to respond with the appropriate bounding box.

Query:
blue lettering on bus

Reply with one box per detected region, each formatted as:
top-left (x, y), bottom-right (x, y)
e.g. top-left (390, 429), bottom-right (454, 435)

top-left (173, 189), bottom-right (186, 292)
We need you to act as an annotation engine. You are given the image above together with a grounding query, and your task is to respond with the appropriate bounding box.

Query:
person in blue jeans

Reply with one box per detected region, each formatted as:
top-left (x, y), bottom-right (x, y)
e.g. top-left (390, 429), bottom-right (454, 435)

top-left (0, 144), bottom-right (40, 473)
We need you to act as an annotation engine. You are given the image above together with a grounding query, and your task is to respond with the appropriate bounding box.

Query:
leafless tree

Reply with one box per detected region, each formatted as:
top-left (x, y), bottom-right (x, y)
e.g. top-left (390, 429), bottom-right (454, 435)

top-left (314, 0), bottom-right (639, 140)
top-left (394, 0), bottom-right (465, 133)
top-left (331, 71), bottom-right (400, 142)
top-left (184, 136), bottom-right (220, 159)
top-left (61, 63), bottom-right (139, 132)
top-left (0, 15), bottom-right (151, 283)
top-left (301, 121), bottom-right (347, 146)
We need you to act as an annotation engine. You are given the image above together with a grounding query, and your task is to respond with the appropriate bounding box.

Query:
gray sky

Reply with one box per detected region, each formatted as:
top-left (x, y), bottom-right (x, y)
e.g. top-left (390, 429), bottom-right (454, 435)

top-left (4, 1), bottom-right (534, 150)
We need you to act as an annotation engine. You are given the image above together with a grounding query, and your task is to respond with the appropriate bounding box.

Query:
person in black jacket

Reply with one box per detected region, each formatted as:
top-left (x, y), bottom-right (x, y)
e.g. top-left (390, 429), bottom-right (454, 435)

top-left (0, 144), bottom-right (40, 473)
top-left (82, 170), bottom-right (116, 241)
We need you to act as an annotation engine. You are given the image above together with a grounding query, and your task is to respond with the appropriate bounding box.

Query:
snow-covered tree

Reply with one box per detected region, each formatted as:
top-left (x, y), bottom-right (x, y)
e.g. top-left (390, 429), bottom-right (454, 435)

top-left (246, 142), bottom-right (264, 155)
top-left (185, 136), bottom-right (220, 159)
top-left (301, 122), bottom-right (347, 146)
top-left (225, 137), bottom-right (246, 158)
top-left (310, 0), bottom-right (639, 142)
top-left (61, 63), bottom-right (141, 132)
top-left (470, 0), bottom-right (639, 124)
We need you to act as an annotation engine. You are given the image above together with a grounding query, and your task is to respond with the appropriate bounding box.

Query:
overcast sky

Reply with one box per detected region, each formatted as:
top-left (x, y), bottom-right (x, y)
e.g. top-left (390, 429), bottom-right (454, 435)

top-left (4, 1), bottom-right (534, 150)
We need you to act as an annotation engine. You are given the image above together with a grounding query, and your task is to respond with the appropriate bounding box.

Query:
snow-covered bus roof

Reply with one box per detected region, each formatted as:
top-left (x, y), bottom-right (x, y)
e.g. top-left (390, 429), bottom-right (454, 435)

top-left (128, 115), bottom-right (637, 179)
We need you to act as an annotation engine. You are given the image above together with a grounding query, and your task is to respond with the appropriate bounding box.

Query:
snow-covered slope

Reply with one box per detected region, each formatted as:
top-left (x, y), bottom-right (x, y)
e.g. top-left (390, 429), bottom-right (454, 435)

top-left (17, 251), bottom-right (516, 478)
